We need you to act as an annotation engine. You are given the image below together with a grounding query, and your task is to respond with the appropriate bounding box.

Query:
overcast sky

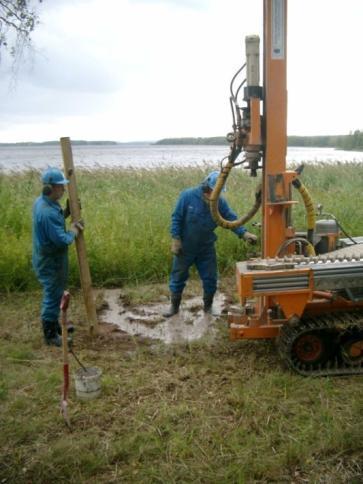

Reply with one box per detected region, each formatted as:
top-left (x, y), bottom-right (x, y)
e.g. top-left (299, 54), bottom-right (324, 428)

top-left (0, 0), bottom-right (362, 142)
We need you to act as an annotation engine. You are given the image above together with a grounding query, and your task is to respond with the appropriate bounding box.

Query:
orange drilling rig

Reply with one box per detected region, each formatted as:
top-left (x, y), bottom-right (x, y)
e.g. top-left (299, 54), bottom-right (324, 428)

top-left (210, 0), bottom-right (363, 376)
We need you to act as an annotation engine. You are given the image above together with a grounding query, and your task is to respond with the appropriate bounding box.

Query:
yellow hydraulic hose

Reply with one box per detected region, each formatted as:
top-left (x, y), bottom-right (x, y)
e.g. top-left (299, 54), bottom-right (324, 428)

top-left (209, 159), bottom-right (261, 229)
top-left (282, 177), bottom-right (316, 256)
top-left (294, 182), bottom-right (315, 231)
top-left (305, 240), bottom-right (316, 256)
top-left (292, 178), bottom-right (316, 246)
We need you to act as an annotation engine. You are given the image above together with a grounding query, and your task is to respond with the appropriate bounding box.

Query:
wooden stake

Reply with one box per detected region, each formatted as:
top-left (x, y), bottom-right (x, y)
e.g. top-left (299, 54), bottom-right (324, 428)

top-left (60, 137), bottom-right (98, 334)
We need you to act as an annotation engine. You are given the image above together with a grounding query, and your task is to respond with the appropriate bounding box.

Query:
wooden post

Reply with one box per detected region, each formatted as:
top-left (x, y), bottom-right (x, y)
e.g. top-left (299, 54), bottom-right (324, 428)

top-left (60, 137), bottom-right (98, 334)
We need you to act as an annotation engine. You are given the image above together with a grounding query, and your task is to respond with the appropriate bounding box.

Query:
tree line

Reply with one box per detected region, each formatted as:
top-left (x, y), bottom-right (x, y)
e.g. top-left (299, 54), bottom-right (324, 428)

top-left (288, 131), bottom-right (363, 151)
top-left (156, 131), bottom-right (363, 151)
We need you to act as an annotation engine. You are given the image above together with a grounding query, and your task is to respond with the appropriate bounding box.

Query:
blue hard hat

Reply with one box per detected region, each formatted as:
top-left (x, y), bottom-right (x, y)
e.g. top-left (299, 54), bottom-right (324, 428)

top-left (41, 167), bottom-right (69, 185)
top-left (202, 170), bottom-right (226, 191)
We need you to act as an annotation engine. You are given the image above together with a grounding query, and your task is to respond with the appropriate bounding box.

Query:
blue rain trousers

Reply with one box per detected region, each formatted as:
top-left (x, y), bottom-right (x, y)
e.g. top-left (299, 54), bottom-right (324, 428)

top-left (32, 195), bottom-right (76, 323)
top-left (169, 185), bottom-right (246, 295)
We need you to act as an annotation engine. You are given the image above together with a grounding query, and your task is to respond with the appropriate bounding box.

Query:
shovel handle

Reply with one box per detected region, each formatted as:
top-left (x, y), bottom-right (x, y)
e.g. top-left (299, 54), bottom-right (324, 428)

top-left (60, 292), bottom-right (71, 428)
top-left (60, 291), bottom-right (71, 312)
top-left (61, 291), bottom-right (70, 364)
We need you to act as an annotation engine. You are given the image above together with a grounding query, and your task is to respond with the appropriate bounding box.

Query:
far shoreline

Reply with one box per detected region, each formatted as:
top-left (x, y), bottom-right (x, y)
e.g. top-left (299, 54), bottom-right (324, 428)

top-left (1, 133), bottom-right (362, 151)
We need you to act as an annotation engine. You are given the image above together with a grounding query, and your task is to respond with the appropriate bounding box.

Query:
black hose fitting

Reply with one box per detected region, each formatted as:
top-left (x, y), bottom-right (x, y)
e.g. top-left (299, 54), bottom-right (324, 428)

top-left (295, 164), bottom-right (305, 175)
top-left (292, 178), bottom-right (301, 189)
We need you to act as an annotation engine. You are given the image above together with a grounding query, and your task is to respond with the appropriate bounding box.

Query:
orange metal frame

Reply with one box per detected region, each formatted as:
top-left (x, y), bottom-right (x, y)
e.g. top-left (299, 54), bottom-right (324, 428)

top-left (230, 0), bottom-right (294, 339)
top-left (240, 0), bottom-right (292, 250)
top-left (229, 0), bottom-right (363, 340)
top-left (263, 0), bottom-right (289, 258)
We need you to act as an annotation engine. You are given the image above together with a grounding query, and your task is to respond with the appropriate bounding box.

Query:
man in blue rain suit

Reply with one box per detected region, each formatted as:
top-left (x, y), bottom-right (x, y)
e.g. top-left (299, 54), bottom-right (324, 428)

top-left (164, 170), bottom-right (257, 317)
top-left (32, 167), bottom-right (83, 346)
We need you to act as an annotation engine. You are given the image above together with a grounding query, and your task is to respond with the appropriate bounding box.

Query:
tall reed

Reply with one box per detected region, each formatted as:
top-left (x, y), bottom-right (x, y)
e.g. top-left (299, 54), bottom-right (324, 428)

top-left (1, 162), bottom-right (362, 291)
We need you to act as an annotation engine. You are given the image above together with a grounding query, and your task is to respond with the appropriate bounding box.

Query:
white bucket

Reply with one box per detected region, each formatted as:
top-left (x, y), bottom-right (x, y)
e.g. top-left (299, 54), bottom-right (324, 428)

top-left (74, 367), bottom-right (102, 400)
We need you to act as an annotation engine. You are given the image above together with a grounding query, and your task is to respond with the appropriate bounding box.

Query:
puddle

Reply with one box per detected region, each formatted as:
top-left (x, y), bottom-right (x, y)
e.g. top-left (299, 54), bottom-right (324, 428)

top-left (99, 289), bottom-right (228, 344)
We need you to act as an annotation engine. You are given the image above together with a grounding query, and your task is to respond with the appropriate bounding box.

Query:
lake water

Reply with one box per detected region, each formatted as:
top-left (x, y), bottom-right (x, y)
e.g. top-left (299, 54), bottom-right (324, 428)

top-left (0, 144), bottom-right (362, 173)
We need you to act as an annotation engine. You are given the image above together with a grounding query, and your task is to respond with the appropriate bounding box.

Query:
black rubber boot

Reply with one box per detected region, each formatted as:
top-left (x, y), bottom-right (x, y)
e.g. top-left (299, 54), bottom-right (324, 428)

top-left (163, 293), bottom-right (182, 317)
top-left (42, 321), bottom-right (62, 347)
top-left (203, 293), bottom-right (215, 314)
top-left (56, 321), bottom-right (75, 335)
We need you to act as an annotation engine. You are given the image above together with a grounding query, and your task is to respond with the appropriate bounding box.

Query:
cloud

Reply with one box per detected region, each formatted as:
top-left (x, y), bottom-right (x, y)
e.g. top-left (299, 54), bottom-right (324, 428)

top-left (0, 80), bottom-right (113, 117)
top-left (132, 0), bottom-right (210, 9)
top-left (0, 0), bottom-right (362, 143)
top-left (21, 46), bottom-right (123, 94)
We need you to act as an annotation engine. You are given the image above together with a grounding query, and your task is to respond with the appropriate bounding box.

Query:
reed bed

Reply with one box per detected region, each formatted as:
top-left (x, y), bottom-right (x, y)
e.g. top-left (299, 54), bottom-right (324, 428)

top-left (1, 162), bottom-right (363, 291)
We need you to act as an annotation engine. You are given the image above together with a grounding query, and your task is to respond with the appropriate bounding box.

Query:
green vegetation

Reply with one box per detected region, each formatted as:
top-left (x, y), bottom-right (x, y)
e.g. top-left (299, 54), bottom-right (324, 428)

top-left (0, 166), bottom-right (256, 291)
top-left (156, 133), bottom-right (363, 150)
top-left (1, 164), bottom-right (363, 482)
top-left (289, 130), bottom-right (363, 151)
top-left (288, 135), bottom-right (344, 148)
top-left (0, 290), bottom-right (362, 482)
top-left (1, 162), bottom-right (363, 292)
top-left (155, 137), bottom-right (228, 145)
top-left (337, 130), bottom-right (363, 151)
top-left (3, 131), bottom-right (362, 149)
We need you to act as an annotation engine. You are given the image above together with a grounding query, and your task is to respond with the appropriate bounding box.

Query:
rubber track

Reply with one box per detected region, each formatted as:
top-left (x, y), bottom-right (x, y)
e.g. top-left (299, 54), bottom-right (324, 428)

top-left (277, 312), bottom-right (363, 376)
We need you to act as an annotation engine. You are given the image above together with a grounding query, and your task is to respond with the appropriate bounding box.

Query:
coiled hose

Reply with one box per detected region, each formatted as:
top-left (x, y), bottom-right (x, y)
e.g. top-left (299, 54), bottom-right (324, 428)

top-left (209, 159), bottom-right (315, 257)
top-left (209, 157), bottom-right (261, 229)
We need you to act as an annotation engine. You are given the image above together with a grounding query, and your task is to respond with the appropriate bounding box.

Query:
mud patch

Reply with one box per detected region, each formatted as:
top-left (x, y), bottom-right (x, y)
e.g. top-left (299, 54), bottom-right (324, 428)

top-left (99, 289), bottom-right (228, 344)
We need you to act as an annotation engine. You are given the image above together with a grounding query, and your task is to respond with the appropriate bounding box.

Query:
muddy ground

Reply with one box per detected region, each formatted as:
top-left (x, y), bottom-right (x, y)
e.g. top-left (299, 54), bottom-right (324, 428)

top-left (98, 289), bottom-right (236, 345)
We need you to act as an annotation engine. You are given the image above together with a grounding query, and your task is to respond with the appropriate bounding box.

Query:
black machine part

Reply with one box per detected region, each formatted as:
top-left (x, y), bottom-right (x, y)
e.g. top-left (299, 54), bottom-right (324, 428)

top-left (314, 219), bottom-right (340, 254)
top-left (277, 313), bottom-right (363, 377)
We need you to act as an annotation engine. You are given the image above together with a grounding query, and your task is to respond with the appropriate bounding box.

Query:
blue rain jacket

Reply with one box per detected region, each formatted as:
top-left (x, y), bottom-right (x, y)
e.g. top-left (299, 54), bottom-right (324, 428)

top-left (32, 195), bottom-right (76, 322)
top-left (170, 185), bottom-right (246, 250)
top-left (169, 185), bottom-right (246, 295)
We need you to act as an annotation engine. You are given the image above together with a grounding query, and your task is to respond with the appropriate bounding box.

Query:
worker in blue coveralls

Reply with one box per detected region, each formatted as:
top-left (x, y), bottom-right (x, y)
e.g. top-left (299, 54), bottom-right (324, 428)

top-left (163, 170), bottom-right (257, 317)
top-left (32, 167), bottom-right (84, 347)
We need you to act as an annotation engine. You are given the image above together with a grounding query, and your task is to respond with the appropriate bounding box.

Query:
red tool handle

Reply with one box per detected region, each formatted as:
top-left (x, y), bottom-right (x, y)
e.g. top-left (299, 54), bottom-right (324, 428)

top-left (60, 291), bottom-right (70, 311)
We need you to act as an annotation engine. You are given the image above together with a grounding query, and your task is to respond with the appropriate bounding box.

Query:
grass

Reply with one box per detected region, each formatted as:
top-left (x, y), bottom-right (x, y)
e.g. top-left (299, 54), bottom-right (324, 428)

top-left (1, 162), bottom-right (363, 481)
top-left (2, 162), bottom-right (363, 291)
top-left (0, 288), bottom-right (362, 483)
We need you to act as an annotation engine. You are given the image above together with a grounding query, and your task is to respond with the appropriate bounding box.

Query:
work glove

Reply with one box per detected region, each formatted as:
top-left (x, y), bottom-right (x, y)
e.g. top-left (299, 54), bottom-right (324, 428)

top-left (171, 238), bottom-right (183, 256)
top-left (242, 231), bottom-right (258, 245)
top-left (70, 220), bottom-right (85, 237)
